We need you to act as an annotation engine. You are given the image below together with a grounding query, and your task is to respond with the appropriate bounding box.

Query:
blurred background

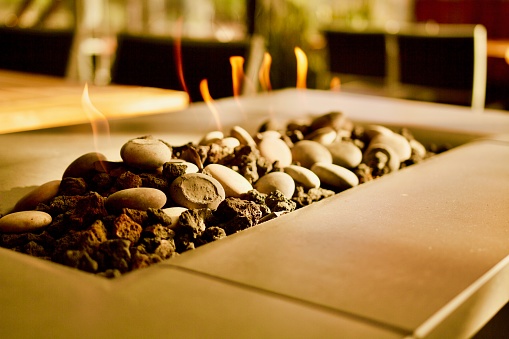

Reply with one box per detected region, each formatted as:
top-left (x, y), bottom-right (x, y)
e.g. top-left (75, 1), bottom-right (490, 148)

top-left (0, 0), bottom-right (508, 108)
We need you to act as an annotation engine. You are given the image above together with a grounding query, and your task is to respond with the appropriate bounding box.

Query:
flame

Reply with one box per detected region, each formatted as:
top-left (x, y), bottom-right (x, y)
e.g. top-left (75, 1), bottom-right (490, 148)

top-left (82, 83), bottom-right (111, 171)
top-left (258, 52), bottom-right (272, 92)
top-left (330, 76), bottom-right (341, 92)
top-left (230, 56), bottom-right (245, 97)
top-left (174, 16), bottom-right (190, 101)
top-left (199, 79), bottom-right (222, 131)
top-left (294, 47), bottom-right (308, 89)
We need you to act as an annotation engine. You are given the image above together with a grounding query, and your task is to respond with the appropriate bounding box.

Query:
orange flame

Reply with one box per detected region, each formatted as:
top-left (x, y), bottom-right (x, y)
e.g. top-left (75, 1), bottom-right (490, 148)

top-left (295, 47), bottom-right (308, 89)
top-left (174, 16), bottom-right (190, 101)
top-left (258, 52), bottom-right (272, 92)
top-left (199, 79), bottom-right (222, 131)
top-left (230, 56), bottom-right (245, 97)
top-left (82, 83), bottom-right (110, 170)
top-left (330, 76), bottom-right (341, 92)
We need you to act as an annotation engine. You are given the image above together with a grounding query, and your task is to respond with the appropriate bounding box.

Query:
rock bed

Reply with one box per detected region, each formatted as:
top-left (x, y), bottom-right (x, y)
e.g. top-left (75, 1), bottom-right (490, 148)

top-left (0, 112), bottom-right (447, 278)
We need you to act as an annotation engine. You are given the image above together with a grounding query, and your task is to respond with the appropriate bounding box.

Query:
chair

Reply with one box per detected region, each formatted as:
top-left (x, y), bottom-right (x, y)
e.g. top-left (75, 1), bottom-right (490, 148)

top-left (0, 27), bottom-right (74, 77)
top-left (111, 34), bottom-right (256, 102)
top-left (396, 23), bottom-right (487, 111)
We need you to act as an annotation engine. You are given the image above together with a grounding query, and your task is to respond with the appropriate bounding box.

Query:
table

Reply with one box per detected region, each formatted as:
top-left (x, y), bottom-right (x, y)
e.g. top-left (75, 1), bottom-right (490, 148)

top-left (0, 70), bottom-right (189, 134)
top-left (1, 89), bottom-right (509, 338)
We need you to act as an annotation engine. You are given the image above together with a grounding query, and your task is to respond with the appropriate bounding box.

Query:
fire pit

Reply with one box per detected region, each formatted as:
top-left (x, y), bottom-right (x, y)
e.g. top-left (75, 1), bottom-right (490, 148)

top-left (1, 89), bottom-right (509, 338)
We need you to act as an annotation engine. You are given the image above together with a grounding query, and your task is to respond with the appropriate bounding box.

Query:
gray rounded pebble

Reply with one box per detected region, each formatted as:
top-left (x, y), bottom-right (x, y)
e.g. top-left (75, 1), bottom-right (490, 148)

top-left (203, 164), bottom-right (253, 198)
top-left (12, 180), bottom-right (61, 212)
top-left (63, 152), bottom-right (107, 178)
top-left (105, 187), bottom-right (167, 212)
top-left (283, 165), bottom-right (320, 189)
top-left (255, 172), bottom-right (295, 198)
top-left (170, 173), bottom-right (225, 210)
top-left (311, 162), bottom-right (359, 190)
top-left (258, 137), bottom-right (292, 167)
top-left (327, 140), bottom-right (363, 168)
top-left (291, 140), bottom-right (332, 168)
top-left (120, 136), bottom-right (172, 170)
top-left (0, 211), bottom-right (52, 233)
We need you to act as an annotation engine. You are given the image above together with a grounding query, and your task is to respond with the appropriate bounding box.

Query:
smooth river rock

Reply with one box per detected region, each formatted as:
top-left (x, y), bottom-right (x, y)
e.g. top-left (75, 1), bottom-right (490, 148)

top-left (105, 187), bottom-right (167, 213)
top-left (258, 137), bottom-right (292, 167)
top-left (326, 140), bottom-right (363, 168)
top-left (283, 165), bottom-right (320, 189)
top-left (0, 211), bottom-right (52, 233)
top-left (311, 162), bottom-right (359, 190)
top-left (370, 132), bottom-right (411, 162)
top-left (120, 136), bottom-right (172, 170)
top-left (169, 173), bottom-right (225, 210)
top-left (12, 180), bottom-right (61, 212)
top-left (291, 140), bottom-right (332, 168)
top-left (254, 172), bottom-right (295, 199)
top-left (202, 164), bottom-right (253, 198)
top-left (63, 152), bottom-right (107, 178)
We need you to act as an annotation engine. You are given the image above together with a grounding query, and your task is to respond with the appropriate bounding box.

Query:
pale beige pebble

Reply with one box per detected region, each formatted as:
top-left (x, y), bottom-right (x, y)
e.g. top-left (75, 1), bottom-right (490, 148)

top-left (220, 137), bottom-right (240, 149)
top-left (291, 140), bottom-right (332, 168)
top-left (256, 130), bottom-right (282, 142)
top-left (363, 143), bottom-right (400, 172)
top-left (310, 111), bottom-right (352, 131)
top-left (326, 140), bottom-right (363, 168)
top-left (311, 162), bottom-right (359, 190)
top-left (254, 172), bottom-right (295, 199)
top-left (363, 124), bottom-right (394, 139)
top-left (283, 165), bottom-right (320, 190)
top-left (63, 152), bottom-right (107, 178)
top-left (306, 127), bottom-right (337, 145)
top-left (12, 180), bottom-right (61, 212)
top-left (199, 130), bottom-right (224, 145)
top-left (258, 137), bottom-right (292, 167)
top-left (0, 211), bottom-right (52, 233)
top-left (170, 173), bottom-right (225, 210)
top-left (105, 187), bottom-right (167, 213)
top-left (166, 159), bottom-right (199, 173)
top-left (202, 164), bottom-right (253, 198)
top-left (230, 125), bottom-right (256, 147)
top-left (370, 132), bottom-right (412, 161)
top-left (162, 207), bottom-right (188, 228)
top-left (120, 136), bottom-right (172, 170)
top-left (410, 139), bottom-right (427, 158)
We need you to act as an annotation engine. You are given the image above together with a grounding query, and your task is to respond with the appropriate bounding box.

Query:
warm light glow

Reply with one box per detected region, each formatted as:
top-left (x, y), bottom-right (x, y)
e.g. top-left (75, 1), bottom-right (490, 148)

top-left (82, 83), bottom-right (111, 162)
top-left (295, 47), bottom-right (308, 89)
top-left (505, 47), bottom-right (509, 65)
top-left (330, 76), bottom-right (341, 92)
top-left (258, 52), bottom-right (272, 92)
top-left (174, 16), bottom-right (190, 101)
top-left (199, 79), bottom-right (222, 131)
top-left (230, 56), bottom-right (245, 97)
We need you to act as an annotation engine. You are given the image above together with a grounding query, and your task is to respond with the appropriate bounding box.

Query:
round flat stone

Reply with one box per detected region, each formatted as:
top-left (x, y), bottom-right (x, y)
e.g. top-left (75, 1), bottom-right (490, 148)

top-left (291, 140), bottom-right (332, 168)
top-left (12, 180), bottom-right (61, 212)
top-left (203, 164), bottom-right (253, 198)
top-left (258, 137), bottom-right (292, 167)
top-left (0, 211), bottom-right (52, 233)
top-left (311, 162), bottom-right (359, 190)
top-left (106, 187), bottom-right (167, 213)
top-left (327, 140), bottom-right (363, 168)
top-left (283, 165), bottom-right (320, 189)
top-left (255, 172), bottom-right (295, 198)
top-left (169, 173), bottom-right (225, 210)
top-left (120, 136), bottom-right (172, 170)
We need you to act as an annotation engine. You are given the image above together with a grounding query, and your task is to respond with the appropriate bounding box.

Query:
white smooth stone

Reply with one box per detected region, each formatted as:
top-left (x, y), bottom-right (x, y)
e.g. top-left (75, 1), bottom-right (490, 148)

top-left (306, 127), bottom-right (337, 145)
top-left (230, 125), bottom-right (256, 147)
top-left (311, 162), bottom-right (359, 190)
top-left (410, 139), bottom-right (427, 158)
top-left (0, 211), bottom-right (52, 233)
top-left (283, 165), bottom-right (320, 189)
top-left (258, 137), bottom-right (292, 167)
top-left (12, 180), bottom-right (61, 212)
top-left (199, 130), bottom-right (224, 145)
top-left (162, 207), bottom-right (188, 229)
top-left (202, 164), bottom-right (253, 198)
top-left (257, 130), bottom-right (282, 141)
top-left (120, 136), bottom-right (172, 170)
top-left (106, 187), bottom-right (167, 212)
top-left (370, 133), bottom-right (412, 161)
top-left (291, 140), bottom-right (332, 168)
top-left (364, 143), bottom-right (401, 172)
top-left (363, 124), bottom-right (394, 139)
top-left (220, 137), bottom-right (241, 149)
top-left (255, 172), bottom-right (295, 199)
top-left (166, 159), bottom-right (199, 174)
top-left (327, 141), bottom-right (363, 168)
